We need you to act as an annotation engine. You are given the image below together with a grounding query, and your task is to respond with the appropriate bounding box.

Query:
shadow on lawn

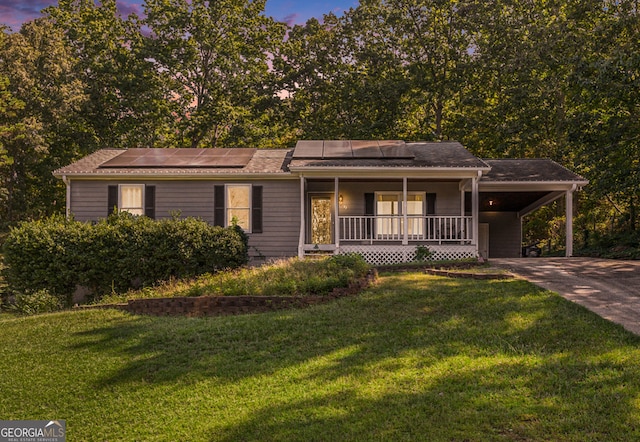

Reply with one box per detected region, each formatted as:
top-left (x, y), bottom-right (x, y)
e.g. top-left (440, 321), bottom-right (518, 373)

top-left (73, 273), bottom-right (640, 440)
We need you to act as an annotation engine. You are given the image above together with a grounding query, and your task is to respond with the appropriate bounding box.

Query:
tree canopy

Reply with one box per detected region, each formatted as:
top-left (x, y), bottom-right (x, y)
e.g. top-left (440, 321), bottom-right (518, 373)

top-left (1, 0), bottom-right (638, 248)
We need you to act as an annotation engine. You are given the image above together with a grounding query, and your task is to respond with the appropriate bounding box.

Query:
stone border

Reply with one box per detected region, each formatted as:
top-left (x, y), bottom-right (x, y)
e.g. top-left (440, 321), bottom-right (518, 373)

top-left (376, 262), bottom-right (513, 280)
top-left (77, 270), bottom-right (378, 317)
top-left (423, 268), bottom-right (513, 280)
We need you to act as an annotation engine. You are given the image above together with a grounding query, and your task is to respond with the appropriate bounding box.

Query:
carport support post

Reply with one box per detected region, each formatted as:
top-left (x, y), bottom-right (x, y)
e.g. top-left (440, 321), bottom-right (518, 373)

top-left (566, 185), bottom-right (576, 257)
top-left (472, 173), bottom-right (479, 250)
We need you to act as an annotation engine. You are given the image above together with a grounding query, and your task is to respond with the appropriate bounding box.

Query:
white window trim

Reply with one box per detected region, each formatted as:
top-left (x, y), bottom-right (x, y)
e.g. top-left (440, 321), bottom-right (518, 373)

top-left (118, 184), bottom-right (145, 216)
top-left (225, 184), bottom-right (252, 233)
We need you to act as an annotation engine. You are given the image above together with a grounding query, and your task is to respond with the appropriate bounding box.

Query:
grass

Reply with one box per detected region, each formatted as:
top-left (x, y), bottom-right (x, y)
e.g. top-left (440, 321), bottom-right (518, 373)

top-left (1, 272), bottom-right (640, 441)
top-left (98, 255), bottom-right (370, 305)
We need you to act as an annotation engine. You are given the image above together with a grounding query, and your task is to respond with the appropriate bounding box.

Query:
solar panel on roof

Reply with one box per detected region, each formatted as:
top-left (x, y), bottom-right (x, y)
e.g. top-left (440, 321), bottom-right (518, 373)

top-left (380, 141), bottom-right (414, 159)
top-left (99, 148), bottom-right (256, 168)
top-left (351, 140), bottom-right (383, 158)
top-left (293, 140), bottom-right (324, 158)
top-left (323, 140), bottom-right (353, 158)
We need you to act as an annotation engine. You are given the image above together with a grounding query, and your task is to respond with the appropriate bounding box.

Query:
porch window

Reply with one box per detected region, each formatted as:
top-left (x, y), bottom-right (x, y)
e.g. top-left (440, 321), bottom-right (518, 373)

top-left (376, 194), bottom-right (400, 237)
top-left (406, 194), bottom-right (424, 236)
top-left (376, 192), bottom-right (425, 237)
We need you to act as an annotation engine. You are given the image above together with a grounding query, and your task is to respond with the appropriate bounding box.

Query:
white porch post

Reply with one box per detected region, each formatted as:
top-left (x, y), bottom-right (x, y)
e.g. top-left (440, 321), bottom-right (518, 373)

top-left (298, 175), bottom-right (305, 258)
top-left (566, 184), bottom-right (576, 257)
top-left (472, 173), bottom-right (480, 250)
top-left (402, 177), bottom-right (408, 245)
top-left (334, 177), bottom-right (340, 249)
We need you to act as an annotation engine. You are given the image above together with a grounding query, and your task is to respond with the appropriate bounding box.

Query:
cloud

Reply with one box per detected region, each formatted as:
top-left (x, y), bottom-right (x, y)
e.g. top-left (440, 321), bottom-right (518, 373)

top-left (282, 13), bottom-right (300, 26)
top-left (0, 0), bottom-right (55, 29)
top-left (0, 0), bottom-right (144, 30)
top-left (117, 2), bottom-right (143, 18)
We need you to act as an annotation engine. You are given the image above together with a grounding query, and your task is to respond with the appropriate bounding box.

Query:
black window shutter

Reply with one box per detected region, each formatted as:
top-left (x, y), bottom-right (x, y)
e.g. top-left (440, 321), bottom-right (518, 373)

top-left (214, 185), bottom-right (225, 226)
top-left (364, 193), bottom-right (375, 239)
top-left (107, 185), bottom-right (118, 216)
top-left (427, 193), bottom-right (436, 215)
top-left (364, 193), bottom-right (375, 215)
top-left (252, 185), bottom-right (263, 233)
top-left (145, 185), bottom-right (156, 219)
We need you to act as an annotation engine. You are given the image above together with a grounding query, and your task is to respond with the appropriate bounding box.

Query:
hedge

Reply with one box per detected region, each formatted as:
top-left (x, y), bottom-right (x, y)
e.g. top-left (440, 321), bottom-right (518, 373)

top-left (2, 213), bottom-right (248, 306)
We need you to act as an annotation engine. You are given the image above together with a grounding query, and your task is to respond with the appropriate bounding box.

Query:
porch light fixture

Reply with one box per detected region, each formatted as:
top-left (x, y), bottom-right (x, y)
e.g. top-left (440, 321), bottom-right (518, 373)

top-left (488, 199), bottom-right (495, 207)
top-left (339, 194), bottom-right (347, 209)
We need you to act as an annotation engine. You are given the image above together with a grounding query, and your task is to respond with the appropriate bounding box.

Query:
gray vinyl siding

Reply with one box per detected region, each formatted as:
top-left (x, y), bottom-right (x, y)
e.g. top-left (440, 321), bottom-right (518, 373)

top-left (246, 180), bottom-right (300, 260)
top-left (70, 180), bottom-right (110, 221)
top-left (479, 212), bottom-right (522, 258)
top-left (69, 178), bottom-right (301, 260)
top-left (155, 181), bottom-right (215, 221)
top-left (306, 181), bottom-right (462, 216)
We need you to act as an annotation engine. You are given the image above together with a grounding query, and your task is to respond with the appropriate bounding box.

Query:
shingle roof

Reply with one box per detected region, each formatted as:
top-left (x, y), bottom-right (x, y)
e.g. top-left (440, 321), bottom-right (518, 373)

top-left (481, 159), bottom-right (587, 183)
top-left (53, 148), bottom-right (292, 176)
top-left (53, 144), bottom-right (587, 184)
top-left (289, 142), bottom-right (490, 169)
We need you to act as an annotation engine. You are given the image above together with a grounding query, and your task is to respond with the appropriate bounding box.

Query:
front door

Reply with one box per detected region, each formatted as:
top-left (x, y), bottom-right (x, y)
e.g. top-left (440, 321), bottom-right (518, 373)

top-left (310, 195), bottom-right (333, 244)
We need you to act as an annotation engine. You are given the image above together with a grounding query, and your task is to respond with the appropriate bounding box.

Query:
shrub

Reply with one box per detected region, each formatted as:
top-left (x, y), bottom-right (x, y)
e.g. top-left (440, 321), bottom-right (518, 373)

top-left (2, 214), bottom-right (249, 305)
top-left (10, 289), bottom-right (62, 315)
top-left (414, 245), bottom-right (434, 262)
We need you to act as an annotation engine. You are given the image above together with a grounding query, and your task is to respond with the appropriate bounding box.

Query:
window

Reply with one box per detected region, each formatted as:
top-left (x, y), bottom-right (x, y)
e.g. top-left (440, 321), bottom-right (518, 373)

top-left (107, 184), bottom-right (155, 218)
top-left (226, 184), bottom-right (251, 230)
top-left (375, 192), bottom-right (426, 237)
top-left (214, 184), bottom-right (263, 233)
top-left (119, 184), bottom-right (145, 216)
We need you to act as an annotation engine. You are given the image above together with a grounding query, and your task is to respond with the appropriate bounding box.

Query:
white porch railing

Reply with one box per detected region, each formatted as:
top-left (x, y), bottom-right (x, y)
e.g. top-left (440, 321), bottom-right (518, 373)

top-left (339, 215), bottom-right (473, 244)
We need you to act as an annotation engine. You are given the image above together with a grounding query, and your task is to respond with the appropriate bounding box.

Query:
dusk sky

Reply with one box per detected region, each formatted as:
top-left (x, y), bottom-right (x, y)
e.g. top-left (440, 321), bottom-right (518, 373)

top-left (0, 0), bottom-right (358, 30)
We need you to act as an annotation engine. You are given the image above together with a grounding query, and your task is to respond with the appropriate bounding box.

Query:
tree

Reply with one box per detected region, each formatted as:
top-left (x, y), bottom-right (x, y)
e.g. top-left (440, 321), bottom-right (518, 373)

top-left (569, 0), bottom-right (640, 232)
top-left (0, 19), bottom-right (87, 225)
top-left (143, 0), bottom-right (286, 148)
top-left (45, 0), bottom-right (175, 149)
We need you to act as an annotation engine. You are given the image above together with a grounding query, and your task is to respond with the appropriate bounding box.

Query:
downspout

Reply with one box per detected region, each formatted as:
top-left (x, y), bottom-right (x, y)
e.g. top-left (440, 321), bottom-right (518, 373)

top-left (62, 175), bottom-right (71, 220)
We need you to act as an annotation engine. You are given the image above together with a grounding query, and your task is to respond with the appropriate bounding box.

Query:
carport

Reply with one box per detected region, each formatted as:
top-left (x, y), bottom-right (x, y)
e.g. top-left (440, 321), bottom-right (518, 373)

top-left (466, 159), bottom-right (588, 258)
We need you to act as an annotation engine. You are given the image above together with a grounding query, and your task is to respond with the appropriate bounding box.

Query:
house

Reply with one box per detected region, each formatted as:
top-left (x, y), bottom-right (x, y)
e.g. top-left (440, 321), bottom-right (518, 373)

top-left (53, 140), bottom-right (588, 265)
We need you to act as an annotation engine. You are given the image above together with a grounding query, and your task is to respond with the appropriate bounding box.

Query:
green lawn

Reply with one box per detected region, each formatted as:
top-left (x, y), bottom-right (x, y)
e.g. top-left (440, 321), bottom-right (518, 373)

top-left (1, 273), bottom-right (639, 441)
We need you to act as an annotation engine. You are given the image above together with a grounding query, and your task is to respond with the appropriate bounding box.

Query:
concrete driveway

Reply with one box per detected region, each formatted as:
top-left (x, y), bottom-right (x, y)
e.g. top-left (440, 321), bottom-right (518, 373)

top-left (491, 258), bottom-right (640, 336)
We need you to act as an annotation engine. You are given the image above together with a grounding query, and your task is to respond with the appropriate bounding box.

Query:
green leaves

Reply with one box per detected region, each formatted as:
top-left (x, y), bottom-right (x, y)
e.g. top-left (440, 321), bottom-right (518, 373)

top-left (143, 0), bottom-right (286, 148)
top-left (1, 214), bottom-right (249, 305)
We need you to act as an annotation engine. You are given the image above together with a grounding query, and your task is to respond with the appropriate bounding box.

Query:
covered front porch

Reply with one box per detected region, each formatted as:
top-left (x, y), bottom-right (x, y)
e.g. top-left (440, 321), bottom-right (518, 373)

top-left (297, 176), bottom-right (482, 265)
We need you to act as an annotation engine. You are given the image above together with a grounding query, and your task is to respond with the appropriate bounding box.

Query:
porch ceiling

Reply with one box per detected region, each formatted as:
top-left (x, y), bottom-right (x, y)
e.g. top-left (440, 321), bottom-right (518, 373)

top-left (466, 191), bottom-right (552, 212)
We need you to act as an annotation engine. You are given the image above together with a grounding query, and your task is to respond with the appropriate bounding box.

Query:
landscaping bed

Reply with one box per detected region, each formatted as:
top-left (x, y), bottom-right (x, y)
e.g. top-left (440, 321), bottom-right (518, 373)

top-left (80, 269), bottom-right (377, 317)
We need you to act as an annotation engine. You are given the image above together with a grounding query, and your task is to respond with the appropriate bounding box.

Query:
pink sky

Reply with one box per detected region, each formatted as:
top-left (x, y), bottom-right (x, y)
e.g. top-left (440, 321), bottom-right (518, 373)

top-left (0, 0), bottom-right (357, 30)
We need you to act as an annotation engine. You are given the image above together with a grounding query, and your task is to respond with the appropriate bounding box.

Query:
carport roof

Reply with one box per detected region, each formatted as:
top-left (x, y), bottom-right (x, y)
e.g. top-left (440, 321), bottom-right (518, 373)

top-left (481, 159), bottom-right (587, 183)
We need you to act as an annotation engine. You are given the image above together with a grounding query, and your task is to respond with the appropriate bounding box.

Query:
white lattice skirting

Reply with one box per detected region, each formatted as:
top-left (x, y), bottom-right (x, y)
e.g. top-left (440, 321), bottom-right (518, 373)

top-left (338, 245), bottom-right (478, 266)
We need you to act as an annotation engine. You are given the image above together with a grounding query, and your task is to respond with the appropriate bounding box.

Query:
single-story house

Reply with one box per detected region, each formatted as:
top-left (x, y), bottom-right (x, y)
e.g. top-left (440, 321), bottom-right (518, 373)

top-left (54, 140), bottom-right (588, 265)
